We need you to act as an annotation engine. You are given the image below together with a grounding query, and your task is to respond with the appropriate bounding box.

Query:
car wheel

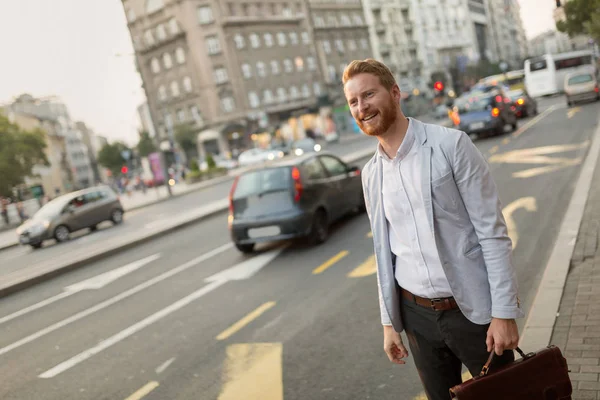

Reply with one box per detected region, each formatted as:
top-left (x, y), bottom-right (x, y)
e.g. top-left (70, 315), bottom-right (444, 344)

top-left (110, 209), bottom-right (124, 225)
top-left (511, 119), bottom-right (518, 132)
top-left (54, 225), bottom-right (70, 243)
top-left (31, 242), bottom-right (42, 249)
top-left (309, 209), bottom-right (329, 245)
top-left (90, 225), bottom-right (98, 232)
top-left (235, 243), bottom-right (255, 253)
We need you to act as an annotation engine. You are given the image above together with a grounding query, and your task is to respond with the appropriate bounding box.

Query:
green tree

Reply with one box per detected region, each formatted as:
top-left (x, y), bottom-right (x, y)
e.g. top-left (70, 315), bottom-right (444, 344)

top-left (556, 0), bottom-right (600, 43)
top-left (97, 142), bottom-right (130, 177)
top-left (0, 114), bottom-right (48, 197)
top-left (174, 123), bottom-right (198, 163)
top-left (136, 130), bottom-right (156, 158)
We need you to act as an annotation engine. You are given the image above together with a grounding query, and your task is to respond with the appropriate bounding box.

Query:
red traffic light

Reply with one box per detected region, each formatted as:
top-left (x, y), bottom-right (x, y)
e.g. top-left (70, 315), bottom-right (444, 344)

top-left (121, 166), bottom-right (128, 174)
top-left (434, 81), bottom-right (444, 91)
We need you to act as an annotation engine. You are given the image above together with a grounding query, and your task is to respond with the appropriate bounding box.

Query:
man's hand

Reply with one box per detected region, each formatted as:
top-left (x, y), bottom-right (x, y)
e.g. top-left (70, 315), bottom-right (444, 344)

top-left (383, 325), bottom-right (409, 364)
top-left (486, 318), bottom-right (519, 356)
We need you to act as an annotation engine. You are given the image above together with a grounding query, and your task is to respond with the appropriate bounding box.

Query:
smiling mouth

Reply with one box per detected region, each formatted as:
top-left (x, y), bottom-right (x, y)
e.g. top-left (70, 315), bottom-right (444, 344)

top-left (362, 113), bottom-right (378, 122)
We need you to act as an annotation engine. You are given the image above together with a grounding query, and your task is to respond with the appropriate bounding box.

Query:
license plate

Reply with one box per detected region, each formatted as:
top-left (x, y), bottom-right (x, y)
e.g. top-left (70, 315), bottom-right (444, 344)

top-left (248, 226), bottom-right (281, 238)
top-left (469, 122), bottom-right (485, 130)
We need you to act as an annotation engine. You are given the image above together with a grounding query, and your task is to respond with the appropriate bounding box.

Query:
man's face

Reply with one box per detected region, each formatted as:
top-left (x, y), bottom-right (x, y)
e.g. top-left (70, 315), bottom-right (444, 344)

top-left (344, 73), bottom-right (400, 137)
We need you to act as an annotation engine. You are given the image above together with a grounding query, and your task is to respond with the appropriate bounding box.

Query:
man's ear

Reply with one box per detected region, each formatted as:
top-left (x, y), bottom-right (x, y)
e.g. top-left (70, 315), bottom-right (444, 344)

top-left (391, 84), bottom-right (401, 102)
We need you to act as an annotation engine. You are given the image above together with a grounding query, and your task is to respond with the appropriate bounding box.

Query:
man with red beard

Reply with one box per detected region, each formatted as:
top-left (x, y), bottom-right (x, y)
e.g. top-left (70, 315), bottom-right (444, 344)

top-left (343, 59), bottom-right (522, 399)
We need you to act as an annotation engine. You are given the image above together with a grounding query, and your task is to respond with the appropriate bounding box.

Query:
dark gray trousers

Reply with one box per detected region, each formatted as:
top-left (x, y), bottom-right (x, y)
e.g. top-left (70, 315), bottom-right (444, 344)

top-left (401, 297), bottom-right (514, 400)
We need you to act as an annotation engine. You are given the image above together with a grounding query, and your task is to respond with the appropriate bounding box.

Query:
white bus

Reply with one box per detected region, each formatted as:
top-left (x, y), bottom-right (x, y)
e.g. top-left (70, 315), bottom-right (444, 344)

top-left (524, 50), bottom-right (597, 97)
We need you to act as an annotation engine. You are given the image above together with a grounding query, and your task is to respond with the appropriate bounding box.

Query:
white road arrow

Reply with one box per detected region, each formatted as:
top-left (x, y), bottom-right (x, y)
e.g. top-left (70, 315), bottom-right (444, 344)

top-left (502, 197), bottom-right (538, 250)
top-left (38, 246), bottom-right (285, 379)
top-left (0, 253), bottom-right (161, 325)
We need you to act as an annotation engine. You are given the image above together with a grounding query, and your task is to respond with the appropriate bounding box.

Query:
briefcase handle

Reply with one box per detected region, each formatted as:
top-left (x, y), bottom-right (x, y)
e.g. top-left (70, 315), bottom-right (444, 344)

top-left (480, 347), bottom-right (533, 377)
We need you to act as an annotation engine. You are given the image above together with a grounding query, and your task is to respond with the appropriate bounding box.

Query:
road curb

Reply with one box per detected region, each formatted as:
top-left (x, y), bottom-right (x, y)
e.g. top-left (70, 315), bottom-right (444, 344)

top-left (0, 150), bottom-right (377, 298)
top-left (519, 110), bottom-right (600, 351)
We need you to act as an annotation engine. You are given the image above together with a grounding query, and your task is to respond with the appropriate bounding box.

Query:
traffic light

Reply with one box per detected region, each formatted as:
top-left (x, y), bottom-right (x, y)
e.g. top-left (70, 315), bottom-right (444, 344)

top-left (121, 166), bottom-right (128, 174)
top-left (434, 81), bottom-right (444, 92)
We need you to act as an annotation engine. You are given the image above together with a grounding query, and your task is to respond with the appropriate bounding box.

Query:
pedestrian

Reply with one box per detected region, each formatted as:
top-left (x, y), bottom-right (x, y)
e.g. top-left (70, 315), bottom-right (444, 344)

top-left (342, 59), bottom-right (523, 400)
top-left (16, 201), bottom-right (27, 223)
top-left (1, 197), bottom-right (8, 226)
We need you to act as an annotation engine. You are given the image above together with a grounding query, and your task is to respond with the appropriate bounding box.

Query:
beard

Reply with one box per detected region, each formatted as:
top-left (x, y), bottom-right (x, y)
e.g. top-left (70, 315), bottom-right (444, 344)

top-left (355, 96), bottom-right (398, 137)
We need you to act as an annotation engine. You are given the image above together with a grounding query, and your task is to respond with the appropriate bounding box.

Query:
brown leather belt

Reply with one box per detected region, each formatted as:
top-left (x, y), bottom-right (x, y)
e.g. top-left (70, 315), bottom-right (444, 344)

top-left (401, 288), bottom-right (459, 311)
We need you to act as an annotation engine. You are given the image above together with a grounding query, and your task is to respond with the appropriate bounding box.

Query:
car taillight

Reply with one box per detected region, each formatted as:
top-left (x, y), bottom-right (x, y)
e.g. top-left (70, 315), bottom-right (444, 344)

top-left (491, 107), bottom-right (500, 117)
top-left (595, 86), bottom-right (599, 93)
top-left (229, 176), bottom-right (239, 213)
top-left (517, 98), bottom-right (525, 105)
top-left (291, 167), bottom-right (303, 202)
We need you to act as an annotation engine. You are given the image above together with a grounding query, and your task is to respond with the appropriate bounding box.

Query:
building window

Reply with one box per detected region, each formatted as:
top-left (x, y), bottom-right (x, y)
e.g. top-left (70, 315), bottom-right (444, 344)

top-left (221, 97), bottom-right (235, 113)
top-left (214, 67), bottom-right (229, 84)
top-left (307, 56), bottom-right (316, 71)
top-left (163, 53), bottom-right (173, 69)
top-left (322, 40), bottom-right (331, 54)
top-left (190, 105), bottom-right (204, 125)
top-left (295, 56), bottom-right (304, 71)
top-left (241, 63), bottom-right (252, 78)
top-left (335, 39), bottom-right (345, 53)
top-left (313, 82), bottom-right (322, 96)
top-left (156, 24), bottom-right (167, 41)
top-left (302, 84), bottom-right (310, 98)
top-left (170, 81), bottom-right (180, 97)
top-left (327, 14), bottom-right (337, 26)
top-left (340, 14), bottom-right (351, 26)
top-left (339, 63), bottom-right (346, 75)
top-left (328, 65), bottom-right (336, 81)
top-left (348, 39), bottom-right (357, 51)
top-left (264, 33), bottom-right (274, 47)
top-left (151, 58), bottom-right (161, 73)
top-left (248, 92), bottom-right (260, 108)
top-left (207, 36), bottom-right (221, 54)
top-left (283, 59), bottom-right (293, 73)
top-left (146, 0), bottom-right (164, 14)
top-left (282, 5), bottom-right (293, 16)
top-left (353, 13), bottom-right (364, 25)
top-left (277, 32), bottom-right (287, 46)
top-left (256, 62), bottom-right (267, 77)
top-left (158, 86), bottom-right (167, 100)
top-left (277, 87), bottom-right (287, 102)
top-left (234, 34), bottom-right (245, 49)
top-left (183, 76), bottom-right (193, 92)
top-left (126, 9), bottom-right (136, 22)
top-left (175, 47), bottom-right (186, 64)
top-left (197, 5), bottom-right (214, 24)
top-left (360, 38), bottom-right (369, 49)
top-left (177, 109), bottom-right (186, 123)
top-left (314, 15), bottom-right (325, 27)
top-left (168, 18), bottom-right (179, 35)
top-left (250, 33), bottom-right (261, 48)
top-left (270, 60), bottom-right (280, 75)
top-left (228, 2), bottom-right (236, 15)
top-left (290, 86), bottom-right (299, 99)
top-left (144, 29), bottom-right (154, 46)
top-left (301, 31), bottom-right (310, 45)
top-left (263, 90), bottom-right (274, 104)
top-left (289, 32), bottom-right (298, 45)
top-left (164, 113), bottom-right (173, 130)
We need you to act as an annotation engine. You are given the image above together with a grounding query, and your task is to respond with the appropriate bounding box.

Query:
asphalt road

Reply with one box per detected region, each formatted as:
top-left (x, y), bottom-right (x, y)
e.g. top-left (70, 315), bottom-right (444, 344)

top-left (0, 135), bottom-right (378, 273)
top-left (0, 96), bottom-right (598, 400)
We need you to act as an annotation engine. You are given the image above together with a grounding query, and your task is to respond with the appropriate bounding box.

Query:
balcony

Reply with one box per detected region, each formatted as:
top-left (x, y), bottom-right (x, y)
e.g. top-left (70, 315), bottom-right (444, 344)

top-left (221, 14), bottom-right (303, 27)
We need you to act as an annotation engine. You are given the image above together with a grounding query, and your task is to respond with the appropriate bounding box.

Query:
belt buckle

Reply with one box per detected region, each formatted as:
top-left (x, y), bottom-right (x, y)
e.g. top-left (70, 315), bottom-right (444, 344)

top-left (430, 298), bottom-right (443, 310)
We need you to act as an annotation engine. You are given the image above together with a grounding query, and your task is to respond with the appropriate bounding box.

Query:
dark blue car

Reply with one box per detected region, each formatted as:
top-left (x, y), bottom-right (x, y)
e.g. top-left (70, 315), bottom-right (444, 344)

top-left (452, 88), bottom-right (518, 137)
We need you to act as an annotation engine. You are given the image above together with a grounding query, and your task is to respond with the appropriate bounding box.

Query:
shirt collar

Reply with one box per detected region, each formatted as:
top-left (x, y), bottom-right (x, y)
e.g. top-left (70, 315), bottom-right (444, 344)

top-left (378, 118), bottom-right (415, 162)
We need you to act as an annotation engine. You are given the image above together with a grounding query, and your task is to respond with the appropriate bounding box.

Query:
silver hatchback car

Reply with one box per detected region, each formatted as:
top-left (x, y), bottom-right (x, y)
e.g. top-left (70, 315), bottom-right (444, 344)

top-left (16, 186), bottom-right (124, 249)
top-left (565, 69), bottom-right (600, 106)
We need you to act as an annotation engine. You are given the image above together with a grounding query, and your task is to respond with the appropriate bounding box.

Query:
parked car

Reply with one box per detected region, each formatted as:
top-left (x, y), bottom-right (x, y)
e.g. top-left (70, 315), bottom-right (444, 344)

top-left (506, 89), bottom-right (538, 118)
top-left (16, 186), bottom-right (124, 249)
top-left (564, 70), bottom-right (600, 106)
top-left (290, 138), bottom-right (322, 156)
top-left (451, 88), bottom-right (517, 137)
top-left (228, 152), bottom-right (364, 253)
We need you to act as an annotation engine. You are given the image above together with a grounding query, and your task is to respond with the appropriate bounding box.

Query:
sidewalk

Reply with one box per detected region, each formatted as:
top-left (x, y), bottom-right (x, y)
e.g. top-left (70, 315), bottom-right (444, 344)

top-left (550, 157), bottom-right (600, 399)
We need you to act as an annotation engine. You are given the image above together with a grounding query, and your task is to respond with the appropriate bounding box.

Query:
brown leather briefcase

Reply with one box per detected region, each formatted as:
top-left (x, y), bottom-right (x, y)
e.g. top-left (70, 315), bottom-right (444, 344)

top-left (449, 346), bottom-right (572, 399)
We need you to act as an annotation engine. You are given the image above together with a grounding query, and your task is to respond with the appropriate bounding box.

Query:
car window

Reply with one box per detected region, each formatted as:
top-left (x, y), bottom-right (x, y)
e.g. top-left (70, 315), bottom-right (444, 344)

top-left (302, 157), bottom-right (327, 180)
top-left (455, 96), bottom-right (495, 113)
top-left (84, 191), bottom-right (102, 203)
top-left (568, 74), bottom-right (593, 85)
top-left (233, 167), bottom-right (290, 199)
top-left (319, 156), bottom-right (347, 176)
top-left (69, 195), bottom-right (87, 209)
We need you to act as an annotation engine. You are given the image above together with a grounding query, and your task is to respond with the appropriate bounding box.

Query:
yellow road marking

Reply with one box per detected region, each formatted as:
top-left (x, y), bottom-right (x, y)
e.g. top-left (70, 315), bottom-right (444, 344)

top-left (348, 255), bottom-right (376, 278)
top-left (489, 145), bottom-right (499, 154)
top-left (124, 381), bottom-right (159, 400)
top-left (502, 137), bottom-right (510, 145)
top-left (567, 107), bottom-right (581, 119)
top-left (502, 197), bottom-right (537, 249)
top-left (512, 104), bottom-right (559, 138)
top-left (312, 250), bottom-right (349, 274)
top-left (367, 231), bottom-right (373, 238)
top-left (218, 343), bottom-right (283, 400)
top-left (413, 371), bottom-right (472, 399)
top-left (216, 302), bottom-right (276, 341)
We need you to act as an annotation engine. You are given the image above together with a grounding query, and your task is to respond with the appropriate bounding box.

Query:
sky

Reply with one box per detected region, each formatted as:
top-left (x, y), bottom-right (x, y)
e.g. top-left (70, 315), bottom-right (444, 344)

top-left (0, 0), bottom-right (557, 146)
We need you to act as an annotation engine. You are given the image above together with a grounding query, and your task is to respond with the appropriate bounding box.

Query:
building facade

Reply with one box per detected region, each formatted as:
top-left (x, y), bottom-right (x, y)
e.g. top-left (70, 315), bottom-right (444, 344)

top-left (486, 0), bottom-right (527, 69)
